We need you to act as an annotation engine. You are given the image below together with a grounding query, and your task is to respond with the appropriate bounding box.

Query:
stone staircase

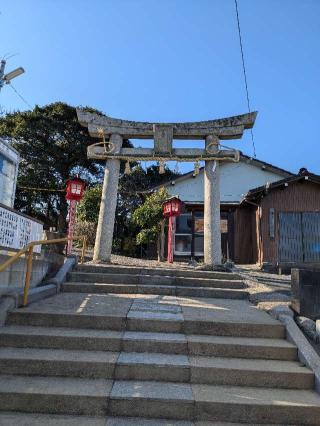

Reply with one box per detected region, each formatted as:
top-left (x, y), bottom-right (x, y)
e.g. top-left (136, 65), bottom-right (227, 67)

top-left (63, 265), bottom-right (248, 299)
top-left (0, 264), bottom-right (319, 425)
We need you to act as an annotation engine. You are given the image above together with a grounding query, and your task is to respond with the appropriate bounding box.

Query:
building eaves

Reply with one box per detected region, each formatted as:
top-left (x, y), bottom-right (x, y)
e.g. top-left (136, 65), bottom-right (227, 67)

top-left (243, 172), bottom-right (320, 203)
top-left (148, 153), bottom-right (294, 193)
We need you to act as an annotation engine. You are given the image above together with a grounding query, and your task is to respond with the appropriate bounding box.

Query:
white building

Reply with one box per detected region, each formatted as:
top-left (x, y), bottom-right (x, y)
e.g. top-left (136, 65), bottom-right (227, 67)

top-left (165, 155), bottom-right (292, 204)
top-left (0, 138), bottom-right (44, 254)
top-left (152, 154), bottom-right (293, 263)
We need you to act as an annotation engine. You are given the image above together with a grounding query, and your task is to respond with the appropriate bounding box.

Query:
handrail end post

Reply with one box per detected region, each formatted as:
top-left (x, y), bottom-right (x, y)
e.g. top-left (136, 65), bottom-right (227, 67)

top-left (23, 246), bottom-right (34, 307)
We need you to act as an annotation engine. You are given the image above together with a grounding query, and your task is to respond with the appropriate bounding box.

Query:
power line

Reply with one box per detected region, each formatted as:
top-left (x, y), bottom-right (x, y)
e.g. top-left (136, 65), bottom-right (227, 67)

top-left (234, 0), bottom-right (256, 158)
top-left (17, 186), bottom-right (65, 192)
top-left (9, 82), bottom-right (33, 109)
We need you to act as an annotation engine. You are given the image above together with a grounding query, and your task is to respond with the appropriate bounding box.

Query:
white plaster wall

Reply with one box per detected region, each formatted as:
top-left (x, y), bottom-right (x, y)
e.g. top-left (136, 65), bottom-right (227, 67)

top-left (167, 160), bottom-right (286, 203)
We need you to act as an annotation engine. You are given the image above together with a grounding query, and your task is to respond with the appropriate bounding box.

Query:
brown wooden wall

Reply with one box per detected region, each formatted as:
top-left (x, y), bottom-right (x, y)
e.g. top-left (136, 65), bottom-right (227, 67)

top-left (233, 205), bottom-right (257, 264)
top-left (260, 181), bottom-right (320, 265)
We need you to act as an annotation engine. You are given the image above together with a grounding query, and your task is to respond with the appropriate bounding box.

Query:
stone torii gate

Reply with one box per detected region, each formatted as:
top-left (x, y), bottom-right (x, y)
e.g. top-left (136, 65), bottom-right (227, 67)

top-left (77, 109), bottom-right (257, 267)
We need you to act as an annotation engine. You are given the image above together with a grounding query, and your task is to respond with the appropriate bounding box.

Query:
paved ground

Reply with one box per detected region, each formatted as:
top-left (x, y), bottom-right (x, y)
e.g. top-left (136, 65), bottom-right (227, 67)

top-left (20, 292), bottom-right (281, 328)
top-left (234, 264), bottom-right (291, 312)
top-left (83, 255), bottom-right (292, 313)
top-left (86, 254), bottom-right (192, 270)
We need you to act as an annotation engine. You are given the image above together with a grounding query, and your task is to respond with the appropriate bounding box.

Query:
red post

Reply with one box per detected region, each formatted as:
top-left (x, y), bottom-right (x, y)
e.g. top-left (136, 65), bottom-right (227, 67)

top-left (168, 216), bottom-right (174, 263)
top-left (67, 199), bottom-right (77, 255)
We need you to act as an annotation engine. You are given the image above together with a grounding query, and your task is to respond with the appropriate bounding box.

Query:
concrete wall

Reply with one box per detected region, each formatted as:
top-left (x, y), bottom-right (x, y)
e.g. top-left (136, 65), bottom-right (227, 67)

top-left (167, 160), bottom-right (286, 203)
top-left (0, 251), bottom-right (64, 295)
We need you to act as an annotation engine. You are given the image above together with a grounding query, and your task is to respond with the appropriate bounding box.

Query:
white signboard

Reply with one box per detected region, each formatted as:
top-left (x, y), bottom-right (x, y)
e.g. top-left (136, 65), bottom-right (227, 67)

top-left (0, 206), bottom-right (43, 253)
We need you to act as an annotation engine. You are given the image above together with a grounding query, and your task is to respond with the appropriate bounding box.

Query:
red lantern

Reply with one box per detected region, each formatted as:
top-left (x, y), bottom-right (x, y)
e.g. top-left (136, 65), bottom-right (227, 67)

top-left (65, 178), bottom-right (85, 255)
top-left (163, 197), bottom-right (183, 263)
top-left (65, 178), bottom-right (85, 202)
top-left (163, 197), bottom-right (183, 217)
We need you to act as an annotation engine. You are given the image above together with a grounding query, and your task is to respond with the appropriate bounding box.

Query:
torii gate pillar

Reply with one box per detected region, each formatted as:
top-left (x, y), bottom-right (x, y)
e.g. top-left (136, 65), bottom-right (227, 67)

top-left (204, 135), bottom-right (222, 266)
top-left (93, 133), bottom-right (123, 262)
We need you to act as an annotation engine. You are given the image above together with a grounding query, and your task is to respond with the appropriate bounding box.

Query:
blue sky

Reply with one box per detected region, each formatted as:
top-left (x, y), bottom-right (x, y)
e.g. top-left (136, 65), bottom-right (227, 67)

top-left (1, 0), bottom-right (319, 174)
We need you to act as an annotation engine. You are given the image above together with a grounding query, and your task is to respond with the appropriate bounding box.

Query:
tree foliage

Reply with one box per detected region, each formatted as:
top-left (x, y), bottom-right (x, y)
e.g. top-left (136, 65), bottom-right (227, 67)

top-left (0, 102), bottom-right (113, 231)
top-left (132, 187), bottom-right (169, 245)
top-left (77, 185), bottom-right (102, 223)
top-left (0, 101), bottom-right (181, 257)
top-left (77, 166), bottom-right (179, 255)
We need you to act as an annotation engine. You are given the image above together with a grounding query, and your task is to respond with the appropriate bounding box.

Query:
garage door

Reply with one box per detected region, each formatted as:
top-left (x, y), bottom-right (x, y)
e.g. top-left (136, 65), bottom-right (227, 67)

top-left (279, 212), bottom-right (320, 263)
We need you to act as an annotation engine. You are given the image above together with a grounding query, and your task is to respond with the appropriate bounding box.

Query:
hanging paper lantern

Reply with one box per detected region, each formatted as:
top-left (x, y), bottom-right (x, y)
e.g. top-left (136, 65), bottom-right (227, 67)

top-left (194, 160), bottom-right (200, 175)
top-left (125, 160), bottom-right (131, 175)
top-left (159, 160), bottom-right (165, 174)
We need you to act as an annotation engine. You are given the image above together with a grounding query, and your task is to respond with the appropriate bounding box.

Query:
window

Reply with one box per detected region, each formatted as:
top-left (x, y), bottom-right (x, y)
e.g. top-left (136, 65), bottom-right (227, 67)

top-left (194, 234), bottom-right (204, 253)
top-left (176, 214), bottom-right (192, 233)
top-left (175, 213), bottom-right (192, 255)
top-left (175, 235), bottom-right (192, 253)
top-left (194, 211), bottom-right (204, 255)
top-left (174, 212), bottom-right (205, 256)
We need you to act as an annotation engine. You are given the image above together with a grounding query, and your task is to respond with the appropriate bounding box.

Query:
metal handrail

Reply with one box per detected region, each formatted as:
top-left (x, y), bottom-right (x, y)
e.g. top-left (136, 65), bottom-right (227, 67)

top-left (0, 235), bottom-right (87, 306)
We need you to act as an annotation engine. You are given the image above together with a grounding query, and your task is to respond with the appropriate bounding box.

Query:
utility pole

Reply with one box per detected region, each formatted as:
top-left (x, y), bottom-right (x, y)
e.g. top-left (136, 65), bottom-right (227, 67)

top-left (0, 60), bottom-right (25, 92)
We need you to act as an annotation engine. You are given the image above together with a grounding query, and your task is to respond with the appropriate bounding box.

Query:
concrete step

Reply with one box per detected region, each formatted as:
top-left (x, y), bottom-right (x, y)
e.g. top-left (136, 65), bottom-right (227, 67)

top-left (0, 412), bottom-right (107, 426)
top-left (67, 271), bottom-right (244, 289)
top-left (127, 311), bottom-right (285, 338)
top-left (62, 282), bottom-right (248, 299)
top-left (6, 310), bottom-right (285, 338)
top-left (0, 325), bottom-right (123, 352)
top-left (105, 418), bottom-right (292, 426)
top-left (188, 355), bottom-right (313, 389)
top-left (109, 380), bottom-right (320, 424)
top-left (0, 346), bottom-right (309, 388)
top-left (0, 412), bottom-right (260, 426)
top-left (0, 326), bottom-right (297, 360)
top-left (118, 352), bottom-right (313, 389)
top-left (6, 310), bottom-right (127, 331)
top-left (76, 264), bottom-right (242, 280)
top-left (0, 375), bottom-right (111, 415)
top-left (0, 347), bottom-right (118, 378)
top-left (105, 419), bottom-right (279, 426)
top-left (186, 333), bottom-right (297, 360)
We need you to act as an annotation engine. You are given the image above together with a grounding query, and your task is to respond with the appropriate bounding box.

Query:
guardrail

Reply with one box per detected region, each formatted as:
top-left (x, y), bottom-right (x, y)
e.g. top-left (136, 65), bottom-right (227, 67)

top-left (0, 235), bottom-right (87, 306)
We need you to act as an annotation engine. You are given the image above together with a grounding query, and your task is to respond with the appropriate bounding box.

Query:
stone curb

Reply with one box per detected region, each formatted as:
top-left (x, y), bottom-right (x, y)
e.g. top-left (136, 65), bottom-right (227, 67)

top-left (0, 284), bottom-right (57, 327)
top-left (44, 256), bottom-right (77, 292)
top-left (270, 304), bottom-right (320, 394)
top-left (0, 256), bottom-right (77, 327)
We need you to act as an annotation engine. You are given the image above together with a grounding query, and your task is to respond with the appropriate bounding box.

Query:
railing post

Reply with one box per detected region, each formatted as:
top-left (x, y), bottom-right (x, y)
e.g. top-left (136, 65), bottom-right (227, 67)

top-left (80, 236), bottom-right (87, 264)
top-left (23, 246), bottom-right (34, 307)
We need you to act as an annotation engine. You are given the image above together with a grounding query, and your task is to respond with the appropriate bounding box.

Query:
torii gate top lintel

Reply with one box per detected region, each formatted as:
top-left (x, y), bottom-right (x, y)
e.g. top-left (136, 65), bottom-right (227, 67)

top-left (76, 109), bottom-right (257, 162)
top-left (79, 109), bottom-right (258, 265)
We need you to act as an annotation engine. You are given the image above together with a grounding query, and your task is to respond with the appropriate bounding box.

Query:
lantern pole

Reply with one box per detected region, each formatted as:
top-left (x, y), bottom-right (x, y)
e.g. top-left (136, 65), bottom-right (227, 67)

top-left (67, 199), bottom-right (77, 255)
top-left (163, 197), bottom-right (182, 264)
top-left (167, 215), bottom-right (174, 263)
top-left (65, 177), bottom-right (85, 256)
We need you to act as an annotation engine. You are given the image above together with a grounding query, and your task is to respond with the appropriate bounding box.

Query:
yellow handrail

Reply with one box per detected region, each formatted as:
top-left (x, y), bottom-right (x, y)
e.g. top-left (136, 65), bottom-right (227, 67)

top-left (0, 235), bottom-right (87, 306)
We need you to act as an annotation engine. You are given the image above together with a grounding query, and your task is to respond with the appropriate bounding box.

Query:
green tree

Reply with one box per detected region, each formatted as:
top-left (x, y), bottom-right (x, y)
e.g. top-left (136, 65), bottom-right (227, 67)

top-left (77, 185), bottom-right (102, 223)
top-left (0, 102), bottom-right (129, 231)
top-left (76, 165), bottom-right (179, 256)
top-left (132, 187), bottom-right (169, 260)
